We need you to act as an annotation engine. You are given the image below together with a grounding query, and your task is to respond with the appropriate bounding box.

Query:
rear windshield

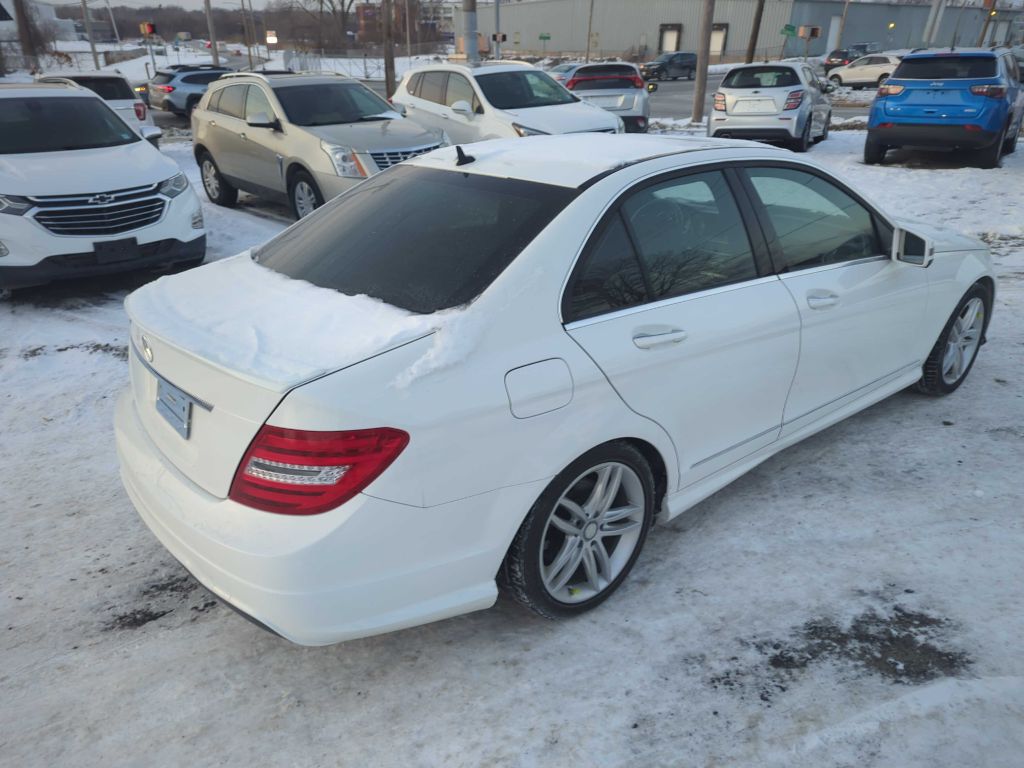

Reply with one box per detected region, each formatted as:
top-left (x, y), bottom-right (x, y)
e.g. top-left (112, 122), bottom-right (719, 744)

top-left (0, 97), bottom-right (139, 154)
top-left (151, 73), bottom-right (174, 85)
top-left (255, 166), bottom-right (578, 314)
top-left (476, 71), bottom-right (577, 109)
top-left (894, 56), bottom-right (997, 79)
top-left (570, 65), bottom-right (638, 90)
top-left (67, 76), bottom-right (134, 100)
top-left (722, 66), bottom-right (800, 88)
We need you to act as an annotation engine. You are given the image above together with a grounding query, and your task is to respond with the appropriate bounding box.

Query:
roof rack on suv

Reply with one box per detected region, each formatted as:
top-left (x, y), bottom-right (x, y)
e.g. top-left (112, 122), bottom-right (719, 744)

top-left (157, 64), bottom-right (231, 73)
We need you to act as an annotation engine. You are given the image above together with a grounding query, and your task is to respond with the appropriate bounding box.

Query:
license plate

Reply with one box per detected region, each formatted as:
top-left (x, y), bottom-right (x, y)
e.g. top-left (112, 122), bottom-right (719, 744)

top-left (94, 238), bottom-right (140, 264)
top-left (584, 95), bottom-right (623, 108)
top-left (732, 99), bottom-right (777, 114)
top-left (156, 377), bottom-right (193, 439)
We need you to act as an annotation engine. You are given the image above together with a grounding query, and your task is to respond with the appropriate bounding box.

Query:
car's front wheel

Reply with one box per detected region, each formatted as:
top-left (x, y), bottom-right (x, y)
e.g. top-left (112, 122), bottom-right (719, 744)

top-left (916, 282), bottom-right (991, 396)
top-left (501, 442), bottom-right (655, 619)
top-left (877, 74), bottom-right (889, 86)
top-left (829, 75), bottom-right (842, 87)
top-left (288, 170), bottom-right (324, 219)
top-left (658, 70), bottom-right (667, 81)
top-left (199, 152), bottom-right (238, 207)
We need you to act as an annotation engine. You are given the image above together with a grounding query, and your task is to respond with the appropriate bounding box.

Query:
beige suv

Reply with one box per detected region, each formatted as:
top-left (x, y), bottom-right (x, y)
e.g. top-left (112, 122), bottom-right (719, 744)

top-left (191, 72), bottom-right (446, 218)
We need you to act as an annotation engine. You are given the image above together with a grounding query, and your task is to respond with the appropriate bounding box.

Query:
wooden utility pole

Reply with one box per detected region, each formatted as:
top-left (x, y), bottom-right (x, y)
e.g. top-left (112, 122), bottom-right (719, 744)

top-left (837, 0), bottom-right (852, 48)
top-left (463, 0), bottom-right (478, 63)
top-left (977, 5), bottom-right (996, 47)
top-left (79, 0), bottom-right (100, 69)
top-left (204, 0), bottom-right (220, 66)
top-left (13, 0), bottom-right (41, 72)
top-left (383, 0), bottom-right (396, 96)
top-left (584, 0), bottom-right (594, 62)
top-left (691, 0), bottom-right (715, 124)
top-left (405, 0), bottom-right (413, 61)
top-left (744, 0), bottom-right (766, 63)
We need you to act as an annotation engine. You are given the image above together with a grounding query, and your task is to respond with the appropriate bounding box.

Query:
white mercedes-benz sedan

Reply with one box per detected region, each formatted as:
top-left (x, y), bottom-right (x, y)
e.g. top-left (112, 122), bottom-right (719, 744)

top-left (114, 134), bottom-right (994, 645)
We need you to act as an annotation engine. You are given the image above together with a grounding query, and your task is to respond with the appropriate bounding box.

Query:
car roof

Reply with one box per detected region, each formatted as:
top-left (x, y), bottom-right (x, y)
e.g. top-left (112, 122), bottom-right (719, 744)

top-left (0, 83), bottom-right (100, 98)
top-left (902, 47), bottom-right (1001, 59)
top-left (38, 70), bottom-right (127, 79)
top-left (406, 62), bottom-right (535, 78)
top-left (215, 72), bottom-right (358, 87)
top-left (407, 134), bottom-right (783, 189)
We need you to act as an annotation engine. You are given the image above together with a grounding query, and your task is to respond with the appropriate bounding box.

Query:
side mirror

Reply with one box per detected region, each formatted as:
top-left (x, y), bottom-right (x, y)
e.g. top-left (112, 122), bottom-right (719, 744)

top-left (450, 100), bottom-right (474, 116)
top-left (647, 81), bottom-right (659, 93)
top-left (392, 102), bottom-right (407, 116)
top-left (140, 125), bottom-right (162, 147)
top-left (822, 81), bottom-right (836, 93)
top-left (892, 227), bottom-right (934, 267)
top-left (246, 112), bottom-right (279, 130)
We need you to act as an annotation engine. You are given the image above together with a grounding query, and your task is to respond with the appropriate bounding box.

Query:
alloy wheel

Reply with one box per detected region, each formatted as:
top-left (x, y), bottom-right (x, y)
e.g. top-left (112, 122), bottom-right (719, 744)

top-left (539, 462), bottom-right (646, 604)
top-left (201, 160), bottom-right (220, 198)
top-left (293, 181), bottom-right (319, 218)
top-left (941, 297), bottom-right (984, 385)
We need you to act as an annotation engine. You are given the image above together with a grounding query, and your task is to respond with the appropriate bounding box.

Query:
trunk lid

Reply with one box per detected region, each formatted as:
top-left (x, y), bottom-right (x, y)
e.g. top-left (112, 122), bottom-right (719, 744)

top-left (722, 87), bottom-right (789, 115)
top-left (576, 86), bottom-right (640, 112)
top-left (123, 254), bottom-right (442, 497)
top-left (883, 80), bottom-right (984, 119)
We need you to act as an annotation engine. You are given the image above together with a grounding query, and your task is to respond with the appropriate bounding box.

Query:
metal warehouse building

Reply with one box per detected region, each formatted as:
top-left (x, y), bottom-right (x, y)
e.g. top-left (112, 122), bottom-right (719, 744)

top-left (457, 0), bottom-right (1024, 60)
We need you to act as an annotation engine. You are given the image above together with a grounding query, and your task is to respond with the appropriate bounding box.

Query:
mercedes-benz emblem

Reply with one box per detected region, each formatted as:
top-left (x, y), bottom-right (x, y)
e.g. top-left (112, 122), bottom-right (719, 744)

top-left (141, 335), bottom-right (154, 363)
top-left (87, 193), bottom-right (115, 205)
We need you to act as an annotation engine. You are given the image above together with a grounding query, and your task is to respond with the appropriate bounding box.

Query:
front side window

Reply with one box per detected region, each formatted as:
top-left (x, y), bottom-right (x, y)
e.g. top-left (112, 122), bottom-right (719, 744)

top-left (475, 71), bottom-right (577, 109)
top-left (622, 172), bottom-right (757, 302)
top-left (255, 166), bottom-right (578, 314)
top-left (0, 97), bottom-right (139, 154)
top-left (273, 83), bottom-right (393, 126)
top-left (216, 84), bottom-right (247, 118)
top-left (244, 86), bottom-right (275, 120)
top-left (445, 73), bottom-right (479, 111)
top-left (722, 66), bottom-right (800, 88)
top-left (745, 167), bottom-right (881, 271)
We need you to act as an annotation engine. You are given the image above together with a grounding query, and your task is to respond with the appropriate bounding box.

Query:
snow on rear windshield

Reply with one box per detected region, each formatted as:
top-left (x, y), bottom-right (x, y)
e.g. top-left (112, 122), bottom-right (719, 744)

top-left (894, 56), bottom-right (996, 80)
top-left (722, 67), bottom-right (800, 88)
top-left (255, 165), bottom-right (578, 314)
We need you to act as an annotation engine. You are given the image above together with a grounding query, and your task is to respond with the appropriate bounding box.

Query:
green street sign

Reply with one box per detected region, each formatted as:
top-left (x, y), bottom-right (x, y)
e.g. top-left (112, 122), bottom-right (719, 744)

top-left (781, 24), bottom-right (796, 36)
top-left (539, 33), bottom-right (551, 41)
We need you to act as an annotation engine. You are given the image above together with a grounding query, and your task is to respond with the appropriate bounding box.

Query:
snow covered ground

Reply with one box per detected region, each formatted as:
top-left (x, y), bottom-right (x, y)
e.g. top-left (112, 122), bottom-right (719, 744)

top-left (1, 133), bottom-right (1023, 767)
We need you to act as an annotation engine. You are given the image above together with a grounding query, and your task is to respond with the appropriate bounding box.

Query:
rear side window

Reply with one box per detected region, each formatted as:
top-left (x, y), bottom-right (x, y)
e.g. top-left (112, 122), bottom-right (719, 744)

top-left (419, 71), bottom-right (448, 103)
top-left (181, 72), bottom-right (224, 85)
top-left (894, 56), bottom-right (997, 80)
top-left (217, 85), bottom-right (246, 118)
top-left (255, 166), bottom-right (578, 314)
top-left (151, 73), bottom-right (174, 85)
top-left (745, 167), bottom-right (881, 271)
top-left (207, 87), bottom-right (224, 111)
top-left (722, 66), bottom-right (800, 88)
top-left (68, 77), bottom-right (134, 100)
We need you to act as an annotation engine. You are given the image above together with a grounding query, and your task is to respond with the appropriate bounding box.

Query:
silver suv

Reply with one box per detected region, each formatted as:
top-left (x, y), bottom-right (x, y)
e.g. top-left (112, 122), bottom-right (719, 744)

top-left (191, 72), bottom-right (447, 218)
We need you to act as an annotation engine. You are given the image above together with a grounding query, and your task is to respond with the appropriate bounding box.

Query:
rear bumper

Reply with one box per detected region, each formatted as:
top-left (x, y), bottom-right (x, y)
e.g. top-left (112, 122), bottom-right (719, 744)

top-left (0, 235), bottom-right (206, 290)
top-left (114, 389), bottom-right (546, 645)
top-left (868, 123), bottom-right (1000, 149)
top-left (709, 112), bottom-right (801, 141)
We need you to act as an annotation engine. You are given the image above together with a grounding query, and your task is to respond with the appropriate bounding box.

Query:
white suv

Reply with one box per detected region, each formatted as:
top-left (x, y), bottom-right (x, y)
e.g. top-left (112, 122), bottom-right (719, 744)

top-left (0, 83), bottom-right (205, 292)
top-left (36, 71), bottom-right (158, 142)
top-left (391, 62), bottom-right (622, 142)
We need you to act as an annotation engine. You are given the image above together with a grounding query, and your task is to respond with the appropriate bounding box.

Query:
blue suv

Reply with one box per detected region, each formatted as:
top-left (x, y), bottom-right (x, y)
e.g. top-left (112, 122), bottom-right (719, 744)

top-left (865, 48), bottom-right (1024, 168)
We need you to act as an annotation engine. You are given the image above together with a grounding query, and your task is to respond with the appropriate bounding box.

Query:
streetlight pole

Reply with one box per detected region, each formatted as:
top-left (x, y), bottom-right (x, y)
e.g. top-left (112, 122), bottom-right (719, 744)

top-left (494, 0), bottom-right (501, 60)
top-left (584, 0), bottom-right (594, 62)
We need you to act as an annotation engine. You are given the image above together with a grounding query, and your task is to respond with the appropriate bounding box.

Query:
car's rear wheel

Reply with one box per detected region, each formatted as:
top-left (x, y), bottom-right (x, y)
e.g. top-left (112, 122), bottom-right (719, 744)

top-left (1002, 122), bottom-right (1018, 154)
top-left (687, 68), bottom-right (695, 81)
top-left (976, 127), bottom-right (1006, 169)
top-left (501, 442), bottom-right (655, 619)
top-left (864, 135), bottom-right (887, 164)
top-left (199, 152), bottom-right (238, 207)
top-left (916, 282), bottom-right (991, 396)
top-left (186, 97), bottom-right (199, 117)
top-left (289, 170), bottom-right (324, 219)
top-left (791, 117), bottom-right (812, 153)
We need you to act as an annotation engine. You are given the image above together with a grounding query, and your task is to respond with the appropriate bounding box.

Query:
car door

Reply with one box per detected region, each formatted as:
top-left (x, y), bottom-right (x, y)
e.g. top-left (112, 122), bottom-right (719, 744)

top-left (403, 70), bottom-right (448, 134)
top-left (238, 84), bottom-right (286, 194)
top-left (738, 164), bottom-right (929, 437)
top-left (564, 168), bottom-right (801, 488)
top-left (441, 72), bottom-right (483, 143)
top-left (206, 83), bottom-right (249, 179)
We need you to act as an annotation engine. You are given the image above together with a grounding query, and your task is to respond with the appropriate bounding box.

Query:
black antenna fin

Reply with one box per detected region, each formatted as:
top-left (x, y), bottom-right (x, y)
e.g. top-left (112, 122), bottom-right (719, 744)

top-left (455, 145), bottom-right (476, 166)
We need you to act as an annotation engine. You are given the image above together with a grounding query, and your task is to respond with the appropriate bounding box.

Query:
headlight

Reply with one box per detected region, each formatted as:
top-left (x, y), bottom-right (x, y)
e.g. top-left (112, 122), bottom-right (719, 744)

top-left (321, 140), bottom-right (366, 178)
top-left (0, 194), bottom-right (31, 216)
top-left (158, 173), bottom-right (189, 198)
top-left (512, 123), bottom-right (549, 137)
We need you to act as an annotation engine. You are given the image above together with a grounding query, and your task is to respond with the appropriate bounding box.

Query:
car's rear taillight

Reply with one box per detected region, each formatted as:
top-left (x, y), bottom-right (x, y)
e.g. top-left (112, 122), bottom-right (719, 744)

top-left (229, 426), bottom-right (409, 515)
top-left (631, 75), bottom-right (643, 88)
top-left (713, 92), bottom-right (726, 111)
top-left (783, 90), bottom-right (804, 110)
top-left (877, 84), bottom-right (905, 98)
top-left (155, 85), bottom-right (174, 93)
top-left (565, 78), bottom-right (578, 90)
top-left (134, 102), bottom-right (147, 120)
top-left (970, 84), bottom-right (1006, 99)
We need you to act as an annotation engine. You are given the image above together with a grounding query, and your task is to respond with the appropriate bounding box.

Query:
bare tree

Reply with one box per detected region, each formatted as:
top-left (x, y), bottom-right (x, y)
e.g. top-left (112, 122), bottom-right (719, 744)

top-left (286, 0), bottom-right (357, 50)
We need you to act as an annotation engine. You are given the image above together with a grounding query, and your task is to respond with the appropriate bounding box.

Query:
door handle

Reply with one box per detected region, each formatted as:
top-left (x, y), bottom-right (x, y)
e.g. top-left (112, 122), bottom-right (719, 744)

top-left (240, 132), bottom-right (248, 141)
top-left (632, 330), bottom-right (688, 349)
top-left (441, 113), bottom-right (450, 119)
top-left (806, 291), bottom-right (839, 310)
top-left (209, 120), bottom-right (217, 127)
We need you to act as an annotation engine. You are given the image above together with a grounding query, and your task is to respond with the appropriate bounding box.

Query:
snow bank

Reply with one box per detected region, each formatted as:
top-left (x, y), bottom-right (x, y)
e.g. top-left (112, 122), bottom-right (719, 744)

top-left (124, 253), bottom-right (463, 390)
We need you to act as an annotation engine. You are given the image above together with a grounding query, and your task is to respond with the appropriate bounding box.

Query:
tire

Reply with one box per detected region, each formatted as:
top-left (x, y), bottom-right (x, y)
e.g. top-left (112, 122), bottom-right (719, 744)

top-left (864, 134), bottom-right (887, 164)
top-left (658, 70), bottom-right (667, 82)
top-left (185, 97), bottom-right (199, 117)
top-left (198, 152), bottom-right (237, 208)
top-left (877, 74), bottom-right (889, 86)
top-left (829, 75), bottom-right (842, 87)
top-left (288, 169), bottom-right (324, 219)
top-left (501, 442), bottom-right (656, 619)
top-left (814, 111), bottom-right (831, 144)
top-left (1002, 122), bottom-right (1018, 154)
top-left (916, 282), bottom-right (991, 396)
top-left (790, 116), bottom-right (812, 153)
top-left (687, 68), bottom-right (695, 81)
top-left (976, 127), bottom-right (1005, 169)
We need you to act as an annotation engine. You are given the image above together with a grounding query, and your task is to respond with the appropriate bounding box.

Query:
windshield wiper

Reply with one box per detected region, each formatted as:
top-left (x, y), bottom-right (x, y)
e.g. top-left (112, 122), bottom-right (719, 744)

top-left (357, 114), bottom-right (394, 121)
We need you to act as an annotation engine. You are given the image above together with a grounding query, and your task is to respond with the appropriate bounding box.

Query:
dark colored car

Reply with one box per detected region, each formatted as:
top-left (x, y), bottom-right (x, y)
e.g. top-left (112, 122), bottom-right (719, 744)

top-left (640, 52), bottom-right (697, 81)
top-left (865, 47), bottom-right (1024, 168)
